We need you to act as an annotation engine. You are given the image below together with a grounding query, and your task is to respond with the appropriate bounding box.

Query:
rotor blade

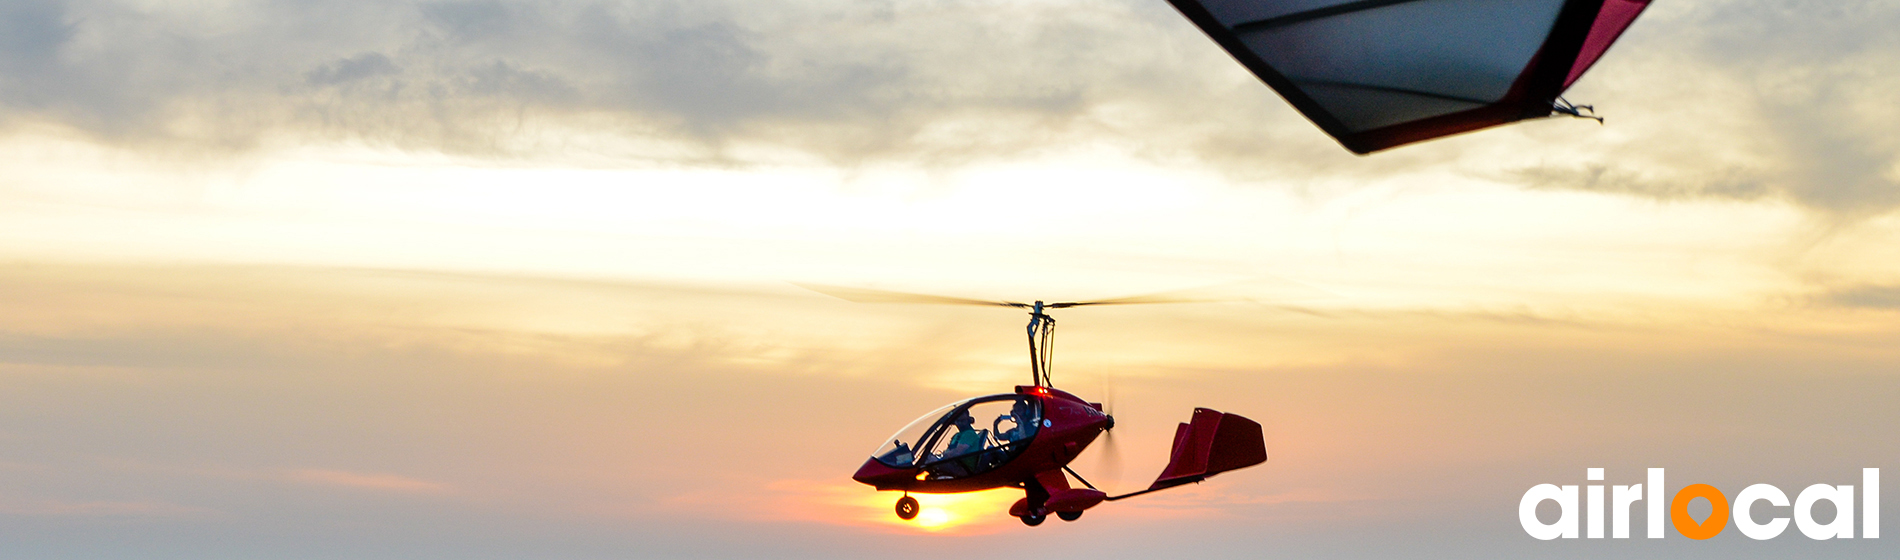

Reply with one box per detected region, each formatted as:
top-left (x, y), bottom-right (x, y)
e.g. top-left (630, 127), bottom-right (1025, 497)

top-left (792, 283), bottom-right (1025, 308)
top-left (1048, 277), bottom-right (1338, 308)
top-left (1048, 296), bottom-right (1201, 308)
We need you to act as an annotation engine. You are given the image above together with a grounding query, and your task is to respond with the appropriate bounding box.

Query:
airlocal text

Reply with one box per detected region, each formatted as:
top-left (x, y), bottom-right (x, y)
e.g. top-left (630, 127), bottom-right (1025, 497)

top-left (1520, 468), bottom-right (1879, 540)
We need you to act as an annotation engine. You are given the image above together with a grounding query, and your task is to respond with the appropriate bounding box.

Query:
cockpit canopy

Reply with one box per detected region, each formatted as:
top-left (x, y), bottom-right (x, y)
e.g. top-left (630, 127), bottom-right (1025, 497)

top-left (872, 394), bottom-right (1042, 478)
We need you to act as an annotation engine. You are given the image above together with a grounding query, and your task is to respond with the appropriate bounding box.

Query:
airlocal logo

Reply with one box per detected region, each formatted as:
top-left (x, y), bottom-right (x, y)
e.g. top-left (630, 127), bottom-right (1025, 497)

top-left (1520, 468), bottom-right (1879, 540)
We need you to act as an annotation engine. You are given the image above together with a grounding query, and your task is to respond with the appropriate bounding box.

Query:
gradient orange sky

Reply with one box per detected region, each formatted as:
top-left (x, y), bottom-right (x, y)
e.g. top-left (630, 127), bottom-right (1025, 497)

top-left (3, 1), bottom-right (1899, 558)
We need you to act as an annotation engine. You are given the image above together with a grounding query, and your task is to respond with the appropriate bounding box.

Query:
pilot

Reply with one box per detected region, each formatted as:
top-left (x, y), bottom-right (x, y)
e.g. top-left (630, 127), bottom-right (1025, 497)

top-left (996, 400), bottom-right (1037, 443)
top-left (928, 411), bottom-right (989, 478)
top-left (941, 411), bottom-right (986, 458)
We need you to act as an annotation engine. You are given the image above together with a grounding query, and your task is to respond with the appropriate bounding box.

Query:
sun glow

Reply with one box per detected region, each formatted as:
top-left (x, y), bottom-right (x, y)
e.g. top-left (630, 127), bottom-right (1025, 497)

top-left (871, 490), bottom-right (1023, 533)
top-left (758, 480), bottom-right (1024, 534)
top-left (913, 506), bottom-right (954, 529)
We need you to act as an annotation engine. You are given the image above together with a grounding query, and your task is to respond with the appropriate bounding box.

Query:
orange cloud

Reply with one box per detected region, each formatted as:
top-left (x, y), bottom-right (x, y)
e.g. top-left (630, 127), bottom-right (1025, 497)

top-left (283, 469), bottom-right (453, 493)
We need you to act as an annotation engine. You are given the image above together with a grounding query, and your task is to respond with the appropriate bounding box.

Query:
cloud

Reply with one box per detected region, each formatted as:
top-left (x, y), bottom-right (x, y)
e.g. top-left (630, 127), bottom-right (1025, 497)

top-left (6, 0), bottom-right (1890, 214)
top-left (283, 469), bottom-right (453, 493)
top-left (0, 498), bottom-right (210, 516)
top-left (1817, 283), bottom-right (1900, 309)
top-left (0, 1), bottom-right (1268, 160)
top-left (1498, 0), bottom-right (1900, 217)
top-left (304, 53), bottom-right (402, 87)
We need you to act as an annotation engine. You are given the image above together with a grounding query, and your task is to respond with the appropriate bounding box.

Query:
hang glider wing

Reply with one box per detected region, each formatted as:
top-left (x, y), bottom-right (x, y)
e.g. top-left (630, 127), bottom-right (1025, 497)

top-left (1166, 0), bottom-right (1651, 154)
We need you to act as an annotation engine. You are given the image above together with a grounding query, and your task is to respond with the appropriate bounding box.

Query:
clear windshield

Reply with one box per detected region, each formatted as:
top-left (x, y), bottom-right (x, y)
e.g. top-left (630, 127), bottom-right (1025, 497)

top-left (872, 402), bottom-right (958, 467)
top-left (871, 395), bottom-right (1042, 472)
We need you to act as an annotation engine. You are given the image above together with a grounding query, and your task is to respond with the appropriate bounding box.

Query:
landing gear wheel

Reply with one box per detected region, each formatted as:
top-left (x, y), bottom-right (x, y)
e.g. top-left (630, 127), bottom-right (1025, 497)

top-left (1020, 512), bottom-right (1046, 526)
top-left (1057, 510), bottom-right (1082, 521)
top-left (895, 496), bottom-right (919, 520)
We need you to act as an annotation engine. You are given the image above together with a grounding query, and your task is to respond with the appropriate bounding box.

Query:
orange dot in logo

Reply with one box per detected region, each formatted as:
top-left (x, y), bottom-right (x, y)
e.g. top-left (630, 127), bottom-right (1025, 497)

top-left (1671, 484), bottom-right (1729, 540)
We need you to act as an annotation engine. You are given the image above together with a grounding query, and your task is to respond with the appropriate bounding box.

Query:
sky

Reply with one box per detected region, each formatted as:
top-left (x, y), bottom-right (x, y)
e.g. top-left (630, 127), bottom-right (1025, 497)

top-left (2, 0), bottom-right (1898, 558)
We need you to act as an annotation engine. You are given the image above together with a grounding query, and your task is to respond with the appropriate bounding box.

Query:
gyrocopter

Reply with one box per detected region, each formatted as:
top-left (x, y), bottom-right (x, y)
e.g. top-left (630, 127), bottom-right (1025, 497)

top-left (806, 285), bottom-right (1268, 526)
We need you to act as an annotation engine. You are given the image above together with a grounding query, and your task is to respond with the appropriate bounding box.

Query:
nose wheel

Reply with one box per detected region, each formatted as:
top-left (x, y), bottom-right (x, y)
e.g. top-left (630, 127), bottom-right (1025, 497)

top-left (895, 495), bottom-right (920, 520)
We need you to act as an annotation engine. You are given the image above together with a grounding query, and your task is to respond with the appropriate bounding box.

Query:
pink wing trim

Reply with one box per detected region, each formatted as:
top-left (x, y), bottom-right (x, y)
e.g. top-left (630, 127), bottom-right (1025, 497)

top-left (1565, 0), bottom-right (1651, 88)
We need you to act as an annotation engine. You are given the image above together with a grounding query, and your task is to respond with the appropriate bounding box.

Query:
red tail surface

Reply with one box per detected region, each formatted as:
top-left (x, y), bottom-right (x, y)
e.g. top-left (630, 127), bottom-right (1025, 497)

top-left (1150, 408), bottom-right (1267, 490)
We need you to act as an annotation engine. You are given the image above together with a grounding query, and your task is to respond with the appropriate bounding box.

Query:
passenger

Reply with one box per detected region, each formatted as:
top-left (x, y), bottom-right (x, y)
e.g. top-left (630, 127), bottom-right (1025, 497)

top-left (996, 400), bottom-right (1038, 443)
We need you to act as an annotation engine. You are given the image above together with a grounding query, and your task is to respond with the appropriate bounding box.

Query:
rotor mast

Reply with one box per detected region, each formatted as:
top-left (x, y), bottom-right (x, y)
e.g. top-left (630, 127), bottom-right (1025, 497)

top-left (1025, 301), bottom-right (1056, 387)
top-left (1026, 303), bottom-right (1056, 391)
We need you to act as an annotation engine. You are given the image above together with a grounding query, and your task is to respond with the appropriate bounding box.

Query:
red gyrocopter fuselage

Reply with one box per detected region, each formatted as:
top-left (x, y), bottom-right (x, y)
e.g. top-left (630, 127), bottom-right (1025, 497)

top-left (853, 385), bottom-right (1108, 494)
top-left (853, 384), bottom-right (1267, 525)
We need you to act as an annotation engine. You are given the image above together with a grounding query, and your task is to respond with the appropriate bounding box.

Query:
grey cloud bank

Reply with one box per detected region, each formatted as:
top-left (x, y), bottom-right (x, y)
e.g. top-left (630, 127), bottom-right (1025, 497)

top-left (1504, 1), bottom-right (1900, 215)
top-left (1, 0), bottom-right (1207, 157)
top-left (1, 0), bottom-right (1897, 213)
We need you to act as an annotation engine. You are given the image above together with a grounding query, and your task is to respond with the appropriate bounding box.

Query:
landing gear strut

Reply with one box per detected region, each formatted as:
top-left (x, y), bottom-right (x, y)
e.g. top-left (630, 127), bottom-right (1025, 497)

top-left (1018, 476), bottom-right (1051, 526)
top-left (895, 495), bottom-right (919, 520)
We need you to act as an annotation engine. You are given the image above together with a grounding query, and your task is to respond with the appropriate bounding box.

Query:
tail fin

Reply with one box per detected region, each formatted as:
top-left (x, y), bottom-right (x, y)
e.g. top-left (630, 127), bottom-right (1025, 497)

top-left (1105, 408), bottom-right (1267, 501)
top-left (1150, 408), bottom-right (1266, 489)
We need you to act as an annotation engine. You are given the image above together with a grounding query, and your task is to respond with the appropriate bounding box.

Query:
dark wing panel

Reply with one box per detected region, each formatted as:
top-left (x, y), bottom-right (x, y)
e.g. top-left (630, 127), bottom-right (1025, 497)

top-left (1167, 0), bottom-right (1650, 154)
